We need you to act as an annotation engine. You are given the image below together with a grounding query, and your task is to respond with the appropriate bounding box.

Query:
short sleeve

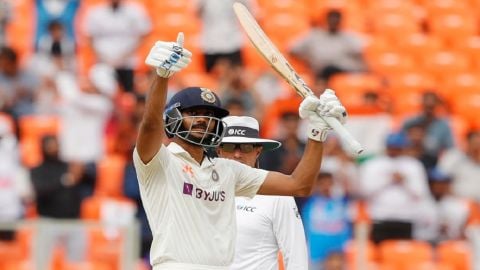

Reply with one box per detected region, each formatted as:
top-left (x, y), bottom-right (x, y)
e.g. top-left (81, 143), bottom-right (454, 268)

top-left (232, 161), bottom-right (268, 198)
top-left (132, 145), bottom-right (171, 185)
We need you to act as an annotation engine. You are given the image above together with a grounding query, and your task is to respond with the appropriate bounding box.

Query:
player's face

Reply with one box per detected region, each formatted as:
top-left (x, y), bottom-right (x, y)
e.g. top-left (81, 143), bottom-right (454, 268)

top-left (181, 108), bottom-right (217, 138)
top-left (217, 143), bottom-right (262, 167)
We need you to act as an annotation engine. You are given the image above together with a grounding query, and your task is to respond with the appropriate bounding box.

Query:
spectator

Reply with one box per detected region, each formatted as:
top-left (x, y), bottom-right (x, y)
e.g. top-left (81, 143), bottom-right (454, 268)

top-left (29, 20), bottom-right (76, 115)
top-left (30, 135), bottom-right (87, 268)
top-left (302, 172), bottom-right (352, 269)
top-left (83, 0), bottom-right (151, 92)
top-left (196, 0), bottom-right (250, 72)
top-left (0, 120), bottom-right (33, 240)
top-left (55, 63), bottom-right (116, 164)
top-left (404, 122), bottom-right (438, 170)
top-left (438, 130), bottom-right (480, 202)
top-left (36, 20), bottom-right (76, 69)
top-left (219, 63), bottom-right (262, 119)
top-left (34, 0), bottom-right (79, 47)
top-left (261, 111), bottom-right (305, 174)
top-left (416, 167), bottom-right (478, 244)
top-left (223, 98), bottom-right (246, 117)
top-left (401, 91), bottom-right (454, 162)
top-left (357, 132), bottom-right (431, 244)
top-left (290, 9), bottom-right (367, 82)
top-left (0, 46), bottom-right (40, 119)
top-left (321, 135), bottom-right (359, 197)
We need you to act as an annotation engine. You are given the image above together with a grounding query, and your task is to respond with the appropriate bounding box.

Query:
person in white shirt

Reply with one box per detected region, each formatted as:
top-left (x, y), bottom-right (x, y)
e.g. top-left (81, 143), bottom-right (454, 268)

top-left (83, 0), bottom-right (151, 92)
top-left (416, 167), bottom-right (477, 244)
top-left (56, 63), bottom-right (116, 163)
top-left (216, 116), bottom-right (308, 270)
top-left (358, 132), bottom-right (431, 244)
top-left (134, 33), bottom-right (348, 270)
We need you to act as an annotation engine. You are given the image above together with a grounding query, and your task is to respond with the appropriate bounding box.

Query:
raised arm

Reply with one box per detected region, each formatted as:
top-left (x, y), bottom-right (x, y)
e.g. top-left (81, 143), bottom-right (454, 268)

top-left (136, 33), bottom-right (192, 163)
top-left (258, 90), bottom-right (347, 196)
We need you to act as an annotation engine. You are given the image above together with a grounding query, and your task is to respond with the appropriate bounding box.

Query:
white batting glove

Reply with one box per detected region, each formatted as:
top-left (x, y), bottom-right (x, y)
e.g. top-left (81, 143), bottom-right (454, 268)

top-left (299, 89), bottom-right (347, 142)
top-left (145, 32), bottom-right (192, 78)
top-left (317, 89), bottom-right (347, 124)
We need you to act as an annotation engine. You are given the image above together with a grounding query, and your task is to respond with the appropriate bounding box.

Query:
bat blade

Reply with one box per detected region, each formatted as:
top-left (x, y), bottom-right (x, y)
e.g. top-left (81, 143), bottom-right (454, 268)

top-left (233, 2), bottom-right (364, 156)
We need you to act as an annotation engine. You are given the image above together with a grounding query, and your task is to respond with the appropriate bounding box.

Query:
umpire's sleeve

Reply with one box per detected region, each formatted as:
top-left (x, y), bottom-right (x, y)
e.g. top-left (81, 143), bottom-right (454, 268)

top-left (272, 197), bottom-right (309, 270)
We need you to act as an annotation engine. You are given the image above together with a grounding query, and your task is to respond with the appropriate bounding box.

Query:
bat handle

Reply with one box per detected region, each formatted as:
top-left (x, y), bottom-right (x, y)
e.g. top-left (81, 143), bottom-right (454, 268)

top-left (324, 116), bottom-right (364, 156)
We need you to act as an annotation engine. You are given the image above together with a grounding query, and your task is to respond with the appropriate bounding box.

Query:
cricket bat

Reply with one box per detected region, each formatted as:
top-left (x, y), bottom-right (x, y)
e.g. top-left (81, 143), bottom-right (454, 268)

top-left (233, 2), bottom-right (364, 156)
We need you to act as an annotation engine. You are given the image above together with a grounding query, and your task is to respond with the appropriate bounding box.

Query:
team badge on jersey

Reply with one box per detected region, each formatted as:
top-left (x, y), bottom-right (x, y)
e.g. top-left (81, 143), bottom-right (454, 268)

top-left (211, 169), bottom-right (219, 181)
top-left (200, 88), bottom-right (216, 103)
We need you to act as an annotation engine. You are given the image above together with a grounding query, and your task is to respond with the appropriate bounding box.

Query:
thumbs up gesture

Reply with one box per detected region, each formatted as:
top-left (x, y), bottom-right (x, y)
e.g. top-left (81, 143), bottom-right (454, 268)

top-left (145, 32), bottom-right (192, 78)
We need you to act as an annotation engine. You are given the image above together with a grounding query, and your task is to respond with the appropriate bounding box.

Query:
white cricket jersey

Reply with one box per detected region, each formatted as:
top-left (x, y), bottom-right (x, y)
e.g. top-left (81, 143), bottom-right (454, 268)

top-left (230, 196), bottom-right (308, 270)
top-left (133, 143), bottom-right (268, 269)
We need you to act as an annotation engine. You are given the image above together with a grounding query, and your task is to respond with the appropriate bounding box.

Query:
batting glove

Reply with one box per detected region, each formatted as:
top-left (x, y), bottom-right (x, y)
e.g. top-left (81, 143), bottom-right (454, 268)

top-left (145, 32), bottom-right (192, 78)
top-left (317, 89), bottom-right (347, 124)
top-left (299, 89), bottom-right (347, 142)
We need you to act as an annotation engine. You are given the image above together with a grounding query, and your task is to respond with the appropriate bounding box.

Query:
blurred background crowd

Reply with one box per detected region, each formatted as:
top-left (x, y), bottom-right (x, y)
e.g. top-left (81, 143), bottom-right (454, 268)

top-left (0, 0), bottom-right (480, 269)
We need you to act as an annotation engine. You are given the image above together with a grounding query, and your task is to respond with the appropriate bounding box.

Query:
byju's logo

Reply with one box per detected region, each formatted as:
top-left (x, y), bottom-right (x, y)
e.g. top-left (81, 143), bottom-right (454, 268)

top-left (183, 183), bottom-right (193, 195)
top-left (182, 182), bottom-right (225, 202)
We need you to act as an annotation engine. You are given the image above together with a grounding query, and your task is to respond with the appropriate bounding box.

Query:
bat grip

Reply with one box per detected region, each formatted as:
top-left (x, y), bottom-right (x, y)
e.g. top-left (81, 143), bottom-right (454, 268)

top-left (324, 116), bottom-right (364, 156)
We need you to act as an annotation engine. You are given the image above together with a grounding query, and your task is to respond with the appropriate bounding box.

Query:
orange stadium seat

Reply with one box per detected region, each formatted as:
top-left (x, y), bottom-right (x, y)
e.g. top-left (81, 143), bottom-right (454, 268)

top-left (390, 90), bottom-right (424, 118)
top-left (451, 92), bottom-right (480, 129)
top-left (344, 240), bottom-right (378, 265)
top-left (424, 0), bottom-right (471, 18)
top-left (86, 227), bottom-right (125, 270)
top-left (408, 261), bottom-right (455, 270)
top-left (428, 13), bottom-right (477, 46)
top-left (18, 115), bottom-right (60, 140)
top-left (450, 36), bottom-right (480, 71)
top-left (386, 71), bottom-right (437, 94)
top-left (20, 137), bottom-right (43, 168)
top-left (154, 12), bottom-right (201, 41)
top-left (18, 116), bottom-right (61, 167)
top-left (378, 240), bottom-right (434, 270)
top-left (437, 240), bottom-right (473, 270)
top-left (0, 227), bottom-right (33, 269)
top-left (329, 73), bottom-right (383, 95)
top-left (150, 0), bottom-right (195, 16)
top-left (328, 73), bottom-right (384, 112)
top-left (421, 50), bottom-right (471, 81)
top-left (261, 13), bottom-right (310, 53)
top-left (397, 33), bottom-right (444, 60)
top-left (242, 41), bottom-right (270, 74)
top-left (438, 72), bottom-right (480, 101)
top-left (258, 0), bottom-right (308, 19)
top-left (369, 13), bottom-right (421, 42)
top-left (5, 0), bottom-right (35, 65)
top-left (365, 0), bottom-right (420, 24)
top-left (365, 51), bottom-right (416, 77)
top-left (307, 0), bottom-right (364, 31)
top-left (95, 155), bottom-right (127, 197)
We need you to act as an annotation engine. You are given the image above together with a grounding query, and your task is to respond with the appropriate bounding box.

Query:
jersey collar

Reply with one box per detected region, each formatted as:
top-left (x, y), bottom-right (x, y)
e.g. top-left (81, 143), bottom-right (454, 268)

top-left (167, 142), bottom-right (215, 168)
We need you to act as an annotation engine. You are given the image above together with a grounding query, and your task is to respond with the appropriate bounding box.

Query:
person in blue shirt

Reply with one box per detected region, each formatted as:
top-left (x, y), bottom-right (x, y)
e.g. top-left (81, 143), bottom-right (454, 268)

top-left (302, 171), bottom-right (352, 269)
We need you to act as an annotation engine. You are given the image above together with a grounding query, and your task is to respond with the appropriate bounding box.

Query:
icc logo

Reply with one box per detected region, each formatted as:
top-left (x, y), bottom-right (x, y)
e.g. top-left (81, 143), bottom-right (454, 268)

top-left (228, 129), bottom-right (246, 136)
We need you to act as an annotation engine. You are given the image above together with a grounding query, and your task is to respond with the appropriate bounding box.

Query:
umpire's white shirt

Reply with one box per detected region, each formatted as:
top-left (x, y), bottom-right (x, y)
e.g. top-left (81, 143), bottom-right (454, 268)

top-left (133, 143), bottom-right (268, 270)
top-left (230, 196), bottom-right (308, 270)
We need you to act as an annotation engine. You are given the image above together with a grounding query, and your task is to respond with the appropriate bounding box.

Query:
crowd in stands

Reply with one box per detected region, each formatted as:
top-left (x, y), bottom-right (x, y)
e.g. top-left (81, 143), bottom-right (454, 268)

top-left (0, 0), bottom-right (480, 269)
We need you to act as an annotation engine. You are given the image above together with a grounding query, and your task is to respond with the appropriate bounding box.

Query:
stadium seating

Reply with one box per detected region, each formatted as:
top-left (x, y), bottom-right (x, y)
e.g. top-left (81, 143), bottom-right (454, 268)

top-left (437, 240), bottom-right (473, 270)
top-left (378, 240), bottom-right (434, 270)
